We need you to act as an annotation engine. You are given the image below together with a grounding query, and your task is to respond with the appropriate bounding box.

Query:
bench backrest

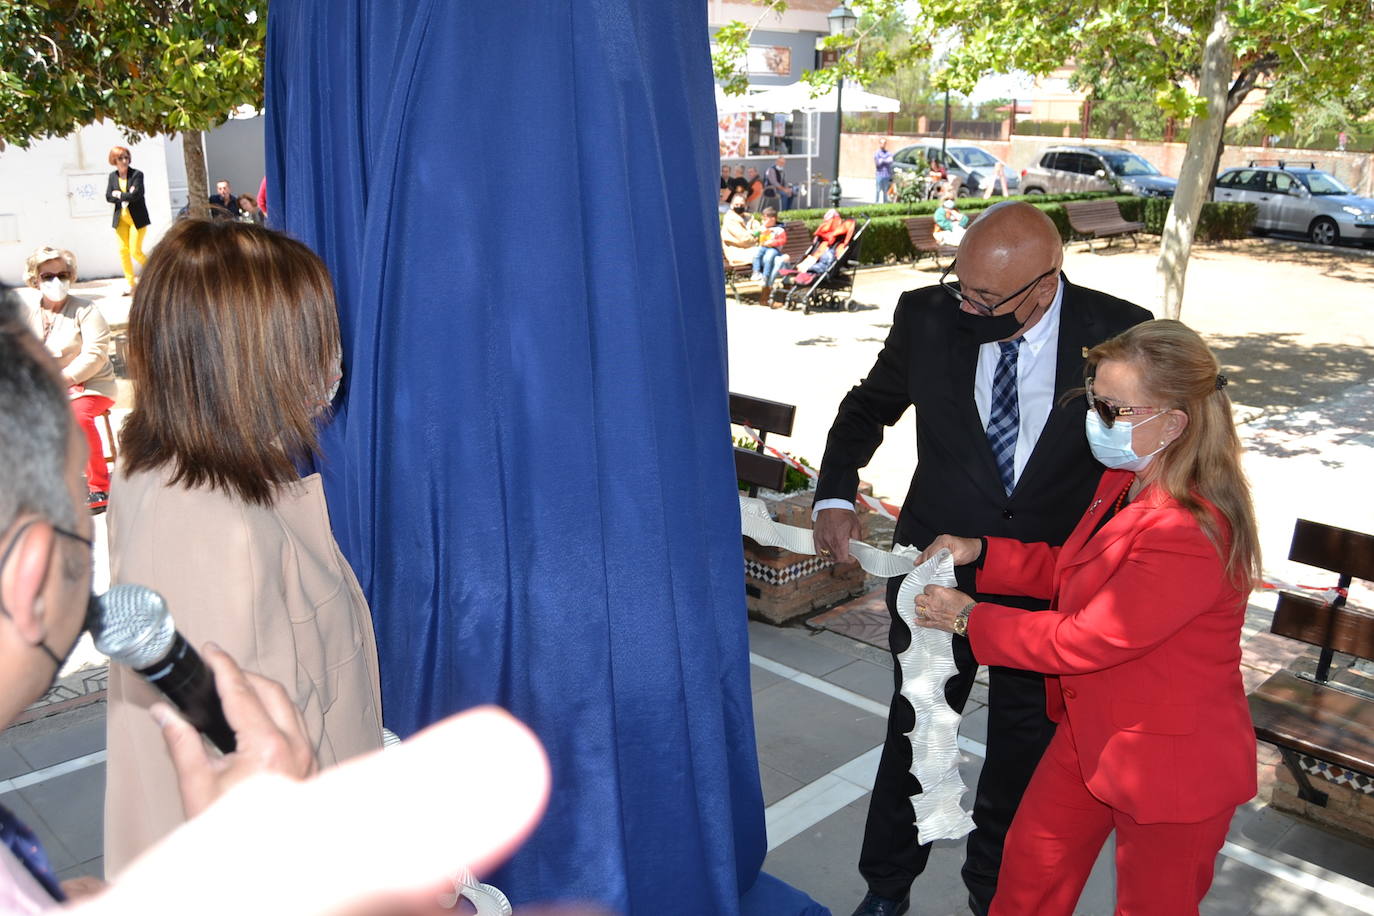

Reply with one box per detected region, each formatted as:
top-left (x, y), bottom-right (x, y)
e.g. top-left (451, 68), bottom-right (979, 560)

top-left (779, 220), bottom-right (812, 263)
top-left (904, 216), bottom-right (941, 251)
top-left (729, 392), bottom-right (795, 493)
top-left (1271, 518), bottom-right (1374, 672)
top-left (1064, 200), bottom-right (1127, 225)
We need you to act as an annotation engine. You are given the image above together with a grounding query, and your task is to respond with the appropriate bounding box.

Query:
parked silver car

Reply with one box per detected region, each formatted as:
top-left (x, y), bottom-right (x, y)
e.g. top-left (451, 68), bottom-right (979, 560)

top-left (1212, 162), bottom-right (1374, 246)
top-left (890, 140), bottom-right (1020, 197)
top-left (1020, 145), bottom-right (1177, 198)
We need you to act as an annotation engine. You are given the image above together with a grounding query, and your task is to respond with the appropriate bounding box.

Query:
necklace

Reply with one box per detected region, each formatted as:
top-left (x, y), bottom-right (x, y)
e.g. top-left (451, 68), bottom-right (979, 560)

top-left (1113, 478), bottom-right (1133, 514)
top-left (40, 306), bottom-right (59, 342)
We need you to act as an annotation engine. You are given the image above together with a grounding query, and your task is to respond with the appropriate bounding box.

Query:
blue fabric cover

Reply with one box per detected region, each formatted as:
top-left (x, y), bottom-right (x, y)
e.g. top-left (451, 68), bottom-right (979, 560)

top-left (265, 2), bottom-right (827, 913)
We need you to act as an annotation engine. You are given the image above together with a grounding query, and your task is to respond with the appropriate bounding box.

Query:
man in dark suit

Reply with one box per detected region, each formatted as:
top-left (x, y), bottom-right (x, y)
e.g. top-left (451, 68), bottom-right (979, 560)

top-left (812, 202), bottom-right (1151, 916)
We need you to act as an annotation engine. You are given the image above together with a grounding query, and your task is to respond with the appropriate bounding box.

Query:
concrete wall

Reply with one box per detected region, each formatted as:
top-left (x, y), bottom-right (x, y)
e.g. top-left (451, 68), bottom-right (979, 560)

top-left (0, 123), bottom-right (174, 286)
top-left (204, 116), bottom-right (266, 208)
top-left (840, 131), bottom-right (1374, 197)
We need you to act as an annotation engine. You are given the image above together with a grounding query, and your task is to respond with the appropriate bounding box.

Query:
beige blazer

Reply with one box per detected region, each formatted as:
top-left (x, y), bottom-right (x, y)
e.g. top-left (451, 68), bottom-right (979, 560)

top-left (721, 209), bottom-right (757, 267)
top-left (21, 295), bottom-right (118, 402)
top-left (103, 467), bottom-right (383, 875)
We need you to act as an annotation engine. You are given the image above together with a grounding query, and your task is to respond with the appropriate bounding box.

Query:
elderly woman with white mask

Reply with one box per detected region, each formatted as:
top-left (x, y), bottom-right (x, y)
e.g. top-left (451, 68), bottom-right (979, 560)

top-left (21, 246), bottom-right (118, 513)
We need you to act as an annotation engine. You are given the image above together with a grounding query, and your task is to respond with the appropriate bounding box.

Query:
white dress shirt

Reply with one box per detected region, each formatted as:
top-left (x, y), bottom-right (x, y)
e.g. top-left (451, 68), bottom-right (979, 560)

top-left (814, 278), bottom-right (1065, 517)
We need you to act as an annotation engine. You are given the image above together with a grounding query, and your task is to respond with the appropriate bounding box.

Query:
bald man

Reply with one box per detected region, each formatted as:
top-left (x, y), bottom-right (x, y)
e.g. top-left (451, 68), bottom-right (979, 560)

top-left (812, 202), bottom-right (1151, 916)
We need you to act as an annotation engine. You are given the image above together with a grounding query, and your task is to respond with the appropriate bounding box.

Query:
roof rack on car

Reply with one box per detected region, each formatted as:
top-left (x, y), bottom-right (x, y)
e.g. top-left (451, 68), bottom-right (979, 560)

top-left (1246, 159), bottom-right (1317, 169)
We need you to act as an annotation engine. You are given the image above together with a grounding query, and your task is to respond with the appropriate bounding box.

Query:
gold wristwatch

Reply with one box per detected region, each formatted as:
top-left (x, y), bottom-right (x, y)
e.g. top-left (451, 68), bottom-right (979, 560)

top-left (953, 601), bottom-right (975, 637)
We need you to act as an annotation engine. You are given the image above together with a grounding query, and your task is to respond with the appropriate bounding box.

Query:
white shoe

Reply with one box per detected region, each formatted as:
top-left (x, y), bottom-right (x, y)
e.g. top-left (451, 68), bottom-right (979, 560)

top-left (749, 273), bottom-right (764, 282)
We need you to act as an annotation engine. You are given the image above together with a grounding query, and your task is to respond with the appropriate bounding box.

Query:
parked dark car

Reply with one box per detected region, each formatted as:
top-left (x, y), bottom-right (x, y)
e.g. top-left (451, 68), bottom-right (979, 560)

top-left (1021, 145), bottom-right (1177, 198)
top-left (890, 140), bottom-right (1020, 197)
top-left (1213, 161), bottom-right (1374, 246)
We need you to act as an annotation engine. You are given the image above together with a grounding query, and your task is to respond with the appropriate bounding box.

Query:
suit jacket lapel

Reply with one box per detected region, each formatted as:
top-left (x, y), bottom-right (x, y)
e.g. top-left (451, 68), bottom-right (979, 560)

top-left (949, 324), bottom-right (1006, 503)
top-left (1013, 277), bottom-right (1101, 497)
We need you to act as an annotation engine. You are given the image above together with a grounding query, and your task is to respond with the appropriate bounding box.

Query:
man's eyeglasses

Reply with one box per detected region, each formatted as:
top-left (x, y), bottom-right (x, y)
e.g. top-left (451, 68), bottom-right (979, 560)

top-left (39, 271), bottom-right (71, 283)
top-left (1085, 377), bottom-right (1164, 428)
top-left (940, 260), bottom-right (1058, 316)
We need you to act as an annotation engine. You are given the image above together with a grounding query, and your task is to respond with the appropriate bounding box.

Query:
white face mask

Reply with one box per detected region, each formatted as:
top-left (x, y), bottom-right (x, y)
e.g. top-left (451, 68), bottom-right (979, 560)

top-left (1084, 409), bottom-right (1167, 472)
top-left (942, 200), bottom-right (955, 209)
top-left (40, 278), bottom-right (70, 302)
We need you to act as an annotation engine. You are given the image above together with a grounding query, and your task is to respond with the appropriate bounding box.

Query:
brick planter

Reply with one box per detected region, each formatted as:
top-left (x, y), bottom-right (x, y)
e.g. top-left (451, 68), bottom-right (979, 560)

top-left (1269, 755), bottom-right (1374, 844)
top-left (743, 489), bottom-right (877, 625)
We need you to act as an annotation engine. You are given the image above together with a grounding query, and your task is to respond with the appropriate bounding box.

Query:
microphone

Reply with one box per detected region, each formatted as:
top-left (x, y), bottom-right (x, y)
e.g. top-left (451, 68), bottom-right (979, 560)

top-left (90, 585), bottom-right (237, 754)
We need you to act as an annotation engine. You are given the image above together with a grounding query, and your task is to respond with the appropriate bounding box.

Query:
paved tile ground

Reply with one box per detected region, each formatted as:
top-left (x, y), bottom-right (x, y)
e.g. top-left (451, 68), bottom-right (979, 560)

top-left (2, 240), bottom-right (1372, 912)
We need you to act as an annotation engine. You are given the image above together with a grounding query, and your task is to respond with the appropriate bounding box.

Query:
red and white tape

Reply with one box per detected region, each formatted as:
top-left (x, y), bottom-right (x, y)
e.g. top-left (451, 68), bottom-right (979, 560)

top-left (736, 425), bottom-right (901, 521)
top-left (1256, 578), bottom-right (1347, 605)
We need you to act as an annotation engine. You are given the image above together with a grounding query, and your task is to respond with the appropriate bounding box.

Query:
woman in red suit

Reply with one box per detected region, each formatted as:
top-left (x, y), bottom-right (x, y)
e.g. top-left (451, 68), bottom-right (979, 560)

top-left (913, 319), bottom-right (1260, 915)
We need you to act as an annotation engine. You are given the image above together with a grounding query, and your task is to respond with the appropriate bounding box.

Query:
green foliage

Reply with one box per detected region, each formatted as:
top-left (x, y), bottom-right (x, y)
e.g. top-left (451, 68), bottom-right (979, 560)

top-left (0, 0), bottom-right (266, 147)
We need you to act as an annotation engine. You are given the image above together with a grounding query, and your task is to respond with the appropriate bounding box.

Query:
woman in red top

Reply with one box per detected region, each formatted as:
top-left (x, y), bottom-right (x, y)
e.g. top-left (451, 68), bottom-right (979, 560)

top-left (914, 319), bottom-right (1260, 915)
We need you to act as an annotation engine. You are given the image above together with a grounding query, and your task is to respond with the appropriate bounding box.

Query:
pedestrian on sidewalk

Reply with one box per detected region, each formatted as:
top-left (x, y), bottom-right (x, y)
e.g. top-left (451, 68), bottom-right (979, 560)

top-left (105, 146), bottom-right (150, 295)
top-left (19, 246), bottom-right (118, 515)
top-left (913, 320), bottom-right (1259, 916)
top-left (812, 201), bottom-right (1149, 916)
top-left (874, 138), bottom-right (895, 204)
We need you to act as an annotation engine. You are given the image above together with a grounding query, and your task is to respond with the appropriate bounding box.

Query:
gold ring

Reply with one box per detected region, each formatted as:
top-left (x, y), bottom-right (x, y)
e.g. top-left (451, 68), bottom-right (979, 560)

top-left (819, 548), bottom-right (832, 557)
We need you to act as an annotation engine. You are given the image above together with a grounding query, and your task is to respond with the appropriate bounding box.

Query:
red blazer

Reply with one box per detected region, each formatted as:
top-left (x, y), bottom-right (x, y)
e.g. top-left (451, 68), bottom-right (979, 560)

top-left (969, 469), bottom-right (1256, 824)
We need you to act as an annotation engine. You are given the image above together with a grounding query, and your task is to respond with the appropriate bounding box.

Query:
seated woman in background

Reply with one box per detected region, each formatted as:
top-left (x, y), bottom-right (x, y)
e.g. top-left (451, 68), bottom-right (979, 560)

top-left (103, 219), bottom-right (383, 874)
top-left (914, 320), bottom-right (1259, 916)
top-left (21, 246), bottom-right (118, 513)
top-left (932, 195), bottom-right (969, 246)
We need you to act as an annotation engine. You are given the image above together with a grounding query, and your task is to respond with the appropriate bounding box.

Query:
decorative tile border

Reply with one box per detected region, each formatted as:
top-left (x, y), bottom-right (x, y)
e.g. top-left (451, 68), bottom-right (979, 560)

top-left (744, 555), bottom-right (831, 586)
top-left (1298, 753), bottom-right (1374, 796)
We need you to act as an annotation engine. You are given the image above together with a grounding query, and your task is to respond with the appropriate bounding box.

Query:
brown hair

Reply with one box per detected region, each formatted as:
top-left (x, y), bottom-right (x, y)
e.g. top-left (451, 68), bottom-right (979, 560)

top-left (108, 146), bottom-right (131, 166)
top-left (120, 220), bottom-right (341, 506)
top-left (1086, 320), bottom-right (1260, 588)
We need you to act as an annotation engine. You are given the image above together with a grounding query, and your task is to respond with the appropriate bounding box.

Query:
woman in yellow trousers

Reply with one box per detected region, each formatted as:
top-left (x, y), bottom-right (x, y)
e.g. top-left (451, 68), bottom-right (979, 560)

top-left (105, 145), bottom-right (151, 294)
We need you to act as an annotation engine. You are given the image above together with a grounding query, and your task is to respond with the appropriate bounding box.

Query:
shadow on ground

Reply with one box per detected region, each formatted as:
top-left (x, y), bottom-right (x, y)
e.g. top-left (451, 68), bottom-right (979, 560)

top-left (1193, 238), bottom-right (1374, 285)
top-left (1206, 332), bottom-right (1374, 414)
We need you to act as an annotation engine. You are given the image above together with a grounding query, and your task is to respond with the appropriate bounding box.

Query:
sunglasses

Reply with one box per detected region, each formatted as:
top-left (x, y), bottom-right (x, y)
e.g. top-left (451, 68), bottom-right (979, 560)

top-left (939, 260), bottom-right (1058, 316)
top-left (39, 271), bottom-right (71, 282)
top-left (115, 155), bottom-right (131, 161)
top-left (1085, 377), bottom-right (1164, 428)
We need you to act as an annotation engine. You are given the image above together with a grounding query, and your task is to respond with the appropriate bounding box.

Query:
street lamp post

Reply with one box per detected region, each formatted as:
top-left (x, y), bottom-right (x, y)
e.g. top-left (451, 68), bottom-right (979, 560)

top-left (827, 4), bottom-right (856, 210)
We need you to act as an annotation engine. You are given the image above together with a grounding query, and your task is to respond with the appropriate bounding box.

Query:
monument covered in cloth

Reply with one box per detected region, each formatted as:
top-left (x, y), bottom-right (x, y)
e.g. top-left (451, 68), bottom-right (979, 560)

top-left (265, 1), bottom-right (828, 912)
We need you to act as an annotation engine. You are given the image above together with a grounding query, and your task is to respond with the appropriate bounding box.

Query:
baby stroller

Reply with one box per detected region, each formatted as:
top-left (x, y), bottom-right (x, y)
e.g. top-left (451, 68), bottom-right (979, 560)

top-left (778, 217), bottom-right (870, 314)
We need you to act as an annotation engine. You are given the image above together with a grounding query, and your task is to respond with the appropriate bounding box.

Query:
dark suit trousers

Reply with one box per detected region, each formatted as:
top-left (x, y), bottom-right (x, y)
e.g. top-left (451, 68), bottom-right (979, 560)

top-left (858, 575), bottom-right (1056, 914)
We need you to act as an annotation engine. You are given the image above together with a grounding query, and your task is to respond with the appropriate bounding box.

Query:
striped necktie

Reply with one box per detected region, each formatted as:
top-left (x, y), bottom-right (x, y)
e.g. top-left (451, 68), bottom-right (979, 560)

top-left (986, 339), bottom-right (1022, 495)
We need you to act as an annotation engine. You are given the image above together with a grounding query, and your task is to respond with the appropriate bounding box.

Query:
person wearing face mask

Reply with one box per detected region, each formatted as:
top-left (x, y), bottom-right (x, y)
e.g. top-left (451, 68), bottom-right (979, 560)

top-left (102, 219), bottom-right (383, 873)
top-left (932, 195), bottom-right (969, 246)
top-left (912, 319), bottom-right (1259, 915)
top-left (721, 193), bottom-right (756, 267)
top-left (811, 201), bottom-right (1150, 916)
top-left (21, 247), bottom-right (118, 515)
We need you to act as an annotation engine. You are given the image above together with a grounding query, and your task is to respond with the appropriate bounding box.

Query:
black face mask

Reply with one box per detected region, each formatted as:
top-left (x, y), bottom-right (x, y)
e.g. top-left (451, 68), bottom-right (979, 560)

top-left (732, 206), bottom-right (745, 213)
top-left (954, 304), bottom-right (1034, 343)
top-left (0, 521), bottom-right (93, 689)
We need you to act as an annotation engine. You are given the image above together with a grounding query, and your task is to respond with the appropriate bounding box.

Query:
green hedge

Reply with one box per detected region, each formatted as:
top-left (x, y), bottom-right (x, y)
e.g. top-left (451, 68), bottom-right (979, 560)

top-left (757, 194), bottom-right (1255, 264)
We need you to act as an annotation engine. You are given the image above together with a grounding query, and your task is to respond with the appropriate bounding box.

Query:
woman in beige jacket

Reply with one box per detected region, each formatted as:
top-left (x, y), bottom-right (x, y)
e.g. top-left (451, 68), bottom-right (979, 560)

top-left (104, 219), bottom-right (383, 874)
top-left (21, 247), bottom-right (119, 513)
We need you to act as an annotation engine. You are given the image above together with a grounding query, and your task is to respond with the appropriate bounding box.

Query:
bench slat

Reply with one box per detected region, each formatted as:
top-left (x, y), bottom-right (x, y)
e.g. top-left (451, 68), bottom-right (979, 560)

top-left (734, 447), bottom-right (788, 492)
top-left (1272, 592), bottom-right (1374, 660)
top-left (729, 393), bottom-right (796, 438)
top-left (1290, 518), bottom-right (1374, 582)
top-left (1250, 670), bottom-right (1374, 776)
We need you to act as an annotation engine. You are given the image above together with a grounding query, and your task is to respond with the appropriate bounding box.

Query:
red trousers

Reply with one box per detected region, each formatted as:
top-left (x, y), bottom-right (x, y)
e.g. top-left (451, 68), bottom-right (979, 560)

top-left (991, 725), bottom-right (1234, 916)
top-left (71, 395), bottom-right (115, 492)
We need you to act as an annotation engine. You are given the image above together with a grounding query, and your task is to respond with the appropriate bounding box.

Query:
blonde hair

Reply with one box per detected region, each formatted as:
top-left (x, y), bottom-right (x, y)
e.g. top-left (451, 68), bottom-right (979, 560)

top-left (24, 247), bottom-right (77, 288)
top-left (1087, 319), bottom-right (1260, 588)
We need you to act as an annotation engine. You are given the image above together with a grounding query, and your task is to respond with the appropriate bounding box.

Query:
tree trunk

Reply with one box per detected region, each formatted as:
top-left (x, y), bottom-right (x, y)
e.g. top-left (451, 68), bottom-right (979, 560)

top-left (1153, 1), bottom-right (1232, 319)
top-left (182, 130), bottom-right (210, 219)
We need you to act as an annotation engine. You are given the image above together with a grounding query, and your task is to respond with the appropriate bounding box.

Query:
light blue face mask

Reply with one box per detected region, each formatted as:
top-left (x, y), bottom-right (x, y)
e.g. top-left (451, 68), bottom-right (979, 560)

top-left (1084, 409), bottom-right (1166, 472)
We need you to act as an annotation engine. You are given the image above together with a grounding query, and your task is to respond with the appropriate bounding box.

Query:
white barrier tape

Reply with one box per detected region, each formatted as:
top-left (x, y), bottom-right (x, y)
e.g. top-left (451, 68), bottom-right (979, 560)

top-left (895, 550), bottom-right (975, 843)
top-left (740, 496), bottom-right (973, 842)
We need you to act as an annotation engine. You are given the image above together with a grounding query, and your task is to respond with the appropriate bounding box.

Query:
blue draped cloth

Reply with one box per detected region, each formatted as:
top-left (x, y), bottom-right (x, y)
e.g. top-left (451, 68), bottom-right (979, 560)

top-left (265, 3), bottom-right (827, 913)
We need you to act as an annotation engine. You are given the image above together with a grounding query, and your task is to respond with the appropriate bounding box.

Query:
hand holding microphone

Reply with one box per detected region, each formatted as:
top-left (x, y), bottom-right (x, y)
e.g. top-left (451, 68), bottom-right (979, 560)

top-left (91, 585), bottom-right (317, 815)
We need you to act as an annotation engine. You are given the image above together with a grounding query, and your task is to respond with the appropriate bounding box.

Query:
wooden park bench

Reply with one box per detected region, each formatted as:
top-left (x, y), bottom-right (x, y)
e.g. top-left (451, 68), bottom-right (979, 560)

top-left (1063, 199), bottom-right (1146, 251)
top-left (730, 392), bottom-right (793, 495)
top-left (904, 215), bottom-right (958, 269)
top-left (725, 220), bottom-right (810, 306)
top-left (1248, 519), bottom-right (1374, 811)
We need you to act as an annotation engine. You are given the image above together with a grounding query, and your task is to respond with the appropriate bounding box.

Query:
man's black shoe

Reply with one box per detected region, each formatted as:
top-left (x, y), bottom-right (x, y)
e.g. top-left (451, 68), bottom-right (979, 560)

top-left (849, 891), bottom-right (910, 916)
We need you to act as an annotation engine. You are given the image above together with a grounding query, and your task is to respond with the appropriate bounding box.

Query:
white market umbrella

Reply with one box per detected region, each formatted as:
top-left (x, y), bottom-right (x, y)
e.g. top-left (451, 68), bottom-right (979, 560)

top-left (746, 79), bottom-right (899, 114)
